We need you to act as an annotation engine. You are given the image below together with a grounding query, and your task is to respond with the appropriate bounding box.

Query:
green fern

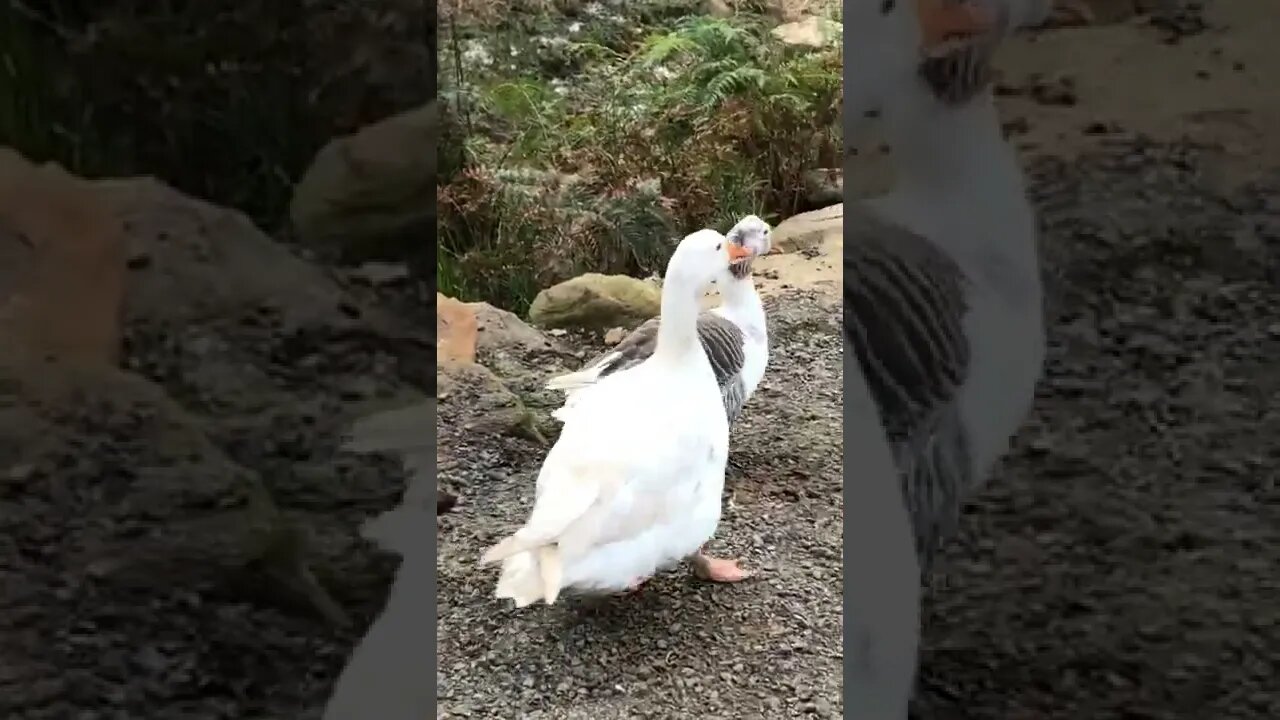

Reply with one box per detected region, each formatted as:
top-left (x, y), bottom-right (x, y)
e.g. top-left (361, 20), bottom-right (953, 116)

top-left (638, 33), bottom-right (698, 64)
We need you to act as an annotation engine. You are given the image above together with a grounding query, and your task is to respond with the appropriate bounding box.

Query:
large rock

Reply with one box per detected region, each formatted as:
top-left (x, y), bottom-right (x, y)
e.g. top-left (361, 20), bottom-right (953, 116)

top-left (103, 176), bottom-right (361, 329)
top-left (437, 293), bottom-right (478, 365)
top-left (433, 293), bottom-right (558, 441)
top-left (469, 301), bottom-right (555, 358)
top-left (0, 354), bottom-right (349, 627)
top-left (437, 362), bottom-right (541, 442)
top-left (469, 299), bottom-right (563, 381)
top-left (0, 148), bottom-right (434, 631)
top-left (0, 142), bottom-right (404, 385)
top-left (0, 148), bottom-right (126, 367)
top-left (771, 16), bottom-right (842, 48)
top-left (772, 203), bottom-right (844, 254)
top-left (528, 273), bottom-right (661, 331)
top-left (290, 103), bottom-right (435, 262)
top-left (88, 172), bottom-right (433, 412)
top-left (437, 292), bottom-right (561, 369)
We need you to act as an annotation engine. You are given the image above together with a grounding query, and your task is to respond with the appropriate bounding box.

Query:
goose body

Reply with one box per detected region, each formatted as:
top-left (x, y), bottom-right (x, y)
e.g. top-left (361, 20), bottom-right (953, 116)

top-left (546, 215), bottom-right (773, 424)
top-left (483, 230), bottom-right (757, 606)
top-left (845, 0), bottom-right (1050, 570)
top-left (497, 355), bottom-right (729, 599)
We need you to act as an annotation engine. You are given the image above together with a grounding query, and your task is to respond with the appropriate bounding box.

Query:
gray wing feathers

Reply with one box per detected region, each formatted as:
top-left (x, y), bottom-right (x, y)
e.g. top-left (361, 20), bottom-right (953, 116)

top-left (696, 314), bottom-right (748, 390)
top-left (584, 317), bottom-right (660, 377)
top-left (842, 209), bottom-right (970, 444)
top-left (842, 208), bottom-right (974, 569)
top-left (721, 376), bottom-right (748, 425)
top-left (894, 407), bottom-right (972, 573)
top-left (582, 313), bottom-right (749, 420)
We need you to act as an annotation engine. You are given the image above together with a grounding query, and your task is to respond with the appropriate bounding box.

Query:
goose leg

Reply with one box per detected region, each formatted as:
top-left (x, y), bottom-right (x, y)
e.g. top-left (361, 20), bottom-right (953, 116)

top-left (691, 545), bottom-right (754, 583)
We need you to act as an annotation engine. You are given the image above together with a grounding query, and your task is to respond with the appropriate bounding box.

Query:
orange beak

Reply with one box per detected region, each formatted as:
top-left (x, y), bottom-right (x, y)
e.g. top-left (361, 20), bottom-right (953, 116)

top-left (914, 0), bottom-right (994, 49)
top-left (727, 243), bottom-right (753, 261)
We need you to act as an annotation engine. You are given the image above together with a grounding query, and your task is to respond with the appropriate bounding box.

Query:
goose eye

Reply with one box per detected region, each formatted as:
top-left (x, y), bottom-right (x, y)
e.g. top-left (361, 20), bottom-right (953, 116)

top-left (715, 243), bottom-right (722, 250)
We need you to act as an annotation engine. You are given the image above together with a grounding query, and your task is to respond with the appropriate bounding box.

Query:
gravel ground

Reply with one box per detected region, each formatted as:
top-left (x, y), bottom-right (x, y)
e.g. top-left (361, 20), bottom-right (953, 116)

top-left (0, 241), bottom-right (431, 719)
top-left (3, 139), bottom-right (1279, 719)
top-left (914, 139), bottom-right (1280, 720)
top-left (436, 289), bottom-right (845, 719)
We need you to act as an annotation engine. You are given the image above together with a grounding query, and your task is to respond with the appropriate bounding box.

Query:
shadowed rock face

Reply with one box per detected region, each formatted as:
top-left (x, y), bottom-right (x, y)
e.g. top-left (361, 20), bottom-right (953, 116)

top-left (0, 149), bottom-right (126, 367)
top-left (0, 149), bottom-right (436, 717)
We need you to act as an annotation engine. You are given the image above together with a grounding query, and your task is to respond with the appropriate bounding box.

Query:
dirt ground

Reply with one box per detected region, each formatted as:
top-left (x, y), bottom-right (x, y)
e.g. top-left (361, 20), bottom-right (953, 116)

top-left (2, 1), bottom-right (1279, 719)
top-left (914, 139), bottom-right (1280, 720)
top-left (436, 290), bottom-right (844, 719)
top-left (910, 2), bottom-right (1280, 717)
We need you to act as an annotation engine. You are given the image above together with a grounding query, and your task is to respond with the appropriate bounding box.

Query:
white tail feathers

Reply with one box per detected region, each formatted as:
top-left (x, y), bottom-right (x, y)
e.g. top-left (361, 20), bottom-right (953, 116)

top-left (544, 368), bottom-right (601, 393)
top-left (545, 354), bottom-right (618, 393)
top-left (537, 545), bottom-right (563, 604)
top-left (546, 354), bottom-right (628, 424)
top-left (480, 530), bottom-right (542, 565)
top-left (483, 461), bottom-right (605, 607)
top-left (491, 544), bottom-right (564, 607)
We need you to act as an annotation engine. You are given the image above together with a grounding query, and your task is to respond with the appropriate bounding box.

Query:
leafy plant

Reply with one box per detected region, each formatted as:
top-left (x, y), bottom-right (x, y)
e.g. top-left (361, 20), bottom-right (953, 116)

top-left (440, 9), bottom-right (841, 313)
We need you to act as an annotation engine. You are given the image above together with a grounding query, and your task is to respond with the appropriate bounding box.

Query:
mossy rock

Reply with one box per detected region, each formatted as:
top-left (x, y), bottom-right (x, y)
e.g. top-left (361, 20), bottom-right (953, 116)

top-left (527, 273), bottom-right (661, 331)
top-left (289, 103), bottom-right (435, 263)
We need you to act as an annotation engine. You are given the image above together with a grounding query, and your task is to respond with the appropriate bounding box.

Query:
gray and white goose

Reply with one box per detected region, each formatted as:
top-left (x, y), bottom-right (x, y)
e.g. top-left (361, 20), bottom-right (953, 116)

top-left (844, 0), bottom-right (1055, 572)
top-left (546, 214), bottom-right (772, 425)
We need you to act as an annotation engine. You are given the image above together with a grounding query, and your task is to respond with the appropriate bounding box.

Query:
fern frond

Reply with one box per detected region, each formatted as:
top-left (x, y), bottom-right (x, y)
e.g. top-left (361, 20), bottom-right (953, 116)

top-left (639, 34), bottom-right (697, 64)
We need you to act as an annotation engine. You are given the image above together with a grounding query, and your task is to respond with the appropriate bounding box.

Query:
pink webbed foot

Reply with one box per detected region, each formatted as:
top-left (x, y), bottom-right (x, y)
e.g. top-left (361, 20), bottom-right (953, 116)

top-left (691, 552), bottom-right (754, 583)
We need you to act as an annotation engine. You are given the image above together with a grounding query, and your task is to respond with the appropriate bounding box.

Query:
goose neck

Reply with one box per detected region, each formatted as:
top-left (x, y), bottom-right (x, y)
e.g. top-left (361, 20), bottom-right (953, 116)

top-left (653, 275), bottom-right (703, 361)
top-left (884, 90), bottom-right (1021, 201)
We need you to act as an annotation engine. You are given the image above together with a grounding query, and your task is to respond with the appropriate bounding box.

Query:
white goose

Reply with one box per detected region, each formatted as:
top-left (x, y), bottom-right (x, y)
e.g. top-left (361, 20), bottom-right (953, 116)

top-left (481, 229), bottom-right (758, 607)
top-left (546, 214), bottom-right (773, 425)
top-left (845, 0), bottom-right (1052, 573)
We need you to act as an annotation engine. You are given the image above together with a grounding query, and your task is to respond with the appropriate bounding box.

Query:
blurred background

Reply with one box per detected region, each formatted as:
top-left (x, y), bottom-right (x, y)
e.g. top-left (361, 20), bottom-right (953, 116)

top-left (1, 0), bottom-right (431, 260)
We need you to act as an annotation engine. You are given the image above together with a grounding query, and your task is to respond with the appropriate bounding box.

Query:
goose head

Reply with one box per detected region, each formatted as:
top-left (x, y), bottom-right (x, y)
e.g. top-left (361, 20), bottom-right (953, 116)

top-left (724, 215), bottom-right (772, 281)
top-left (846, 0), bottom-right (1057, 116)
top-left (666, 228), bottom-right (756, 292)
